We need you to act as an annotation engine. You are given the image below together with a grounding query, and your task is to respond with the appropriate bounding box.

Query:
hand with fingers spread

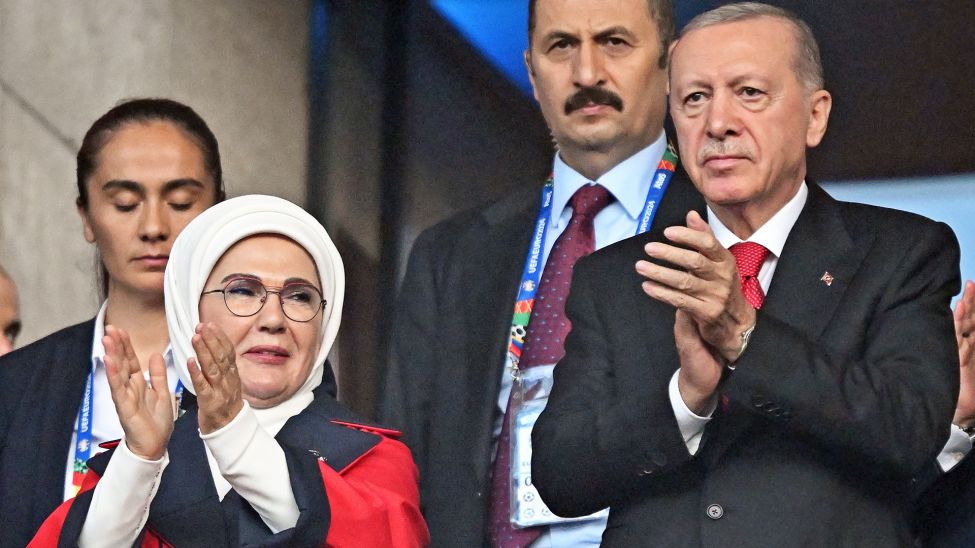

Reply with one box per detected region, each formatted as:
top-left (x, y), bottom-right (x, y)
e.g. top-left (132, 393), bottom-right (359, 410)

top-left (189, 322), bottom-right (244, 434)
top-left (953, 280), bottom-right (975, 429)
top-left (636, 210), bottom-right (756, 407)
top-left (103, 325), bottom-right (174, 461)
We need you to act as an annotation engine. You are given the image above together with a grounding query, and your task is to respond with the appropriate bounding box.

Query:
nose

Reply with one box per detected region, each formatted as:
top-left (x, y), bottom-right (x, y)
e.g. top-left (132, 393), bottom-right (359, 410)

top-left (139, 200), bottom-right (170, 243)
top-left (705, 91), bottom-right (741, 140)
top-left (572, 42), bottom-right (605, 88)
top-left (257, 292), bottom-right (287, 334)
top-left (0, 335), bottom-right (12, 356)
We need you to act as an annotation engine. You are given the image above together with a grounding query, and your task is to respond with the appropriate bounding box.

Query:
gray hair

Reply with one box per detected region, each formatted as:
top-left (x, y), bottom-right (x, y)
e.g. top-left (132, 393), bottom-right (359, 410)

top-left (681, 2), bottom-right (824, 91)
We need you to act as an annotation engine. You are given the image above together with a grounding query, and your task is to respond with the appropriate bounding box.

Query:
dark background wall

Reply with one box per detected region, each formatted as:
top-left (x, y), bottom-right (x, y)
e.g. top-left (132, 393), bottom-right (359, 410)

top-left (310, 0), bottom-right (975, 417)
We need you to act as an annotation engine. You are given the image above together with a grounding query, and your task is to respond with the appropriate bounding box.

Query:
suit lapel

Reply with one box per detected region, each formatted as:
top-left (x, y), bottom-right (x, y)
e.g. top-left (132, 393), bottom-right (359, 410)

top-left (762, 183), bottom-right (867, 338)
top-left (465, 188), bottom-right (541, 487)
top-left (703, 183), bottom-right (871, 464)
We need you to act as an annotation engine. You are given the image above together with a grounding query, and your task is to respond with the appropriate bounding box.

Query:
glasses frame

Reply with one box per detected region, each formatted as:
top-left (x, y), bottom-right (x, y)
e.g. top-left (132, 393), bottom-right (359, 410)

top-left (202, 277), bottom-right (326, 323)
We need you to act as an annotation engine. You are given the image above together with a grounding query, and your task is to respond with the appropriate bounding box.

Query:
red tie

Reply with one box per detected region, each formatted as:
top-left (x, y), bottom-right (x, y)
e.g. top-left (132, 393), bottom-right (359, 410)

top-left (729, 242), bottom-right (770, 309)
top-left (488, 184), bottom-right (613, 547)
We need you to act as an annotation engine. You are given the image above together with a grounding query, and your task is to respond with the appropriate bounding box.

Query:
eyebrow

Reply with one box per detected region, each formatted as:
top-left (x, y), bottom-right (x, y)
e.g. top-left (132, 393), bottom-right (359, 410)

top-left (101, 178), bottom-right (206, 195)
top-left (541, 30), bottom-right (577, 44)
top-left (593, 26), bottom-right (637, 42)
top-left (220, 273), bottom-right (320, 289)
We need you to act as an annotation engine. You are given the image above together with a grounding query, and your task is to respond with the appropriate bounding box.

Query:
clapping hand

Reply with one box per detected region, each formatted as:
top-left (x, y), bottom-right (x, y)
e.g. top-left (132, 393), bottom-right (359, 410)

top-left (103, 326), bottom-right (174, 461)
top-left (953, 280), bottom-right (975, 429)
top-left (188, 322), bottom-right (244, 435)
top-left (635, 211), bottom-right (755, 413)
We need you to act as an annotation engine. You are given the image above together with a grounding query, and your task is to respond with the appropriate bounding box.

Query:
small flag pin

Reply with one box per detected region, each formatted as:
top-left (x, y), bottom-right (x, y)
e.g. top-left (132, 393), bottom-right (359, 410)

top-left (820, 271), bottom-right (834, 286)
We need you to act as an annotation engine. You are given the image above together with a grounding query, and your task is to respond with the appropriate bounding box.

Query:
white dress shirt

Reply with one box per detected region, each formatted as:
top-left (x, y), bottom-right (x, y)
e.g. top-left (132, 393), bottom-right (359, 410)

top-left (668, 183), bottom-right (809, 454)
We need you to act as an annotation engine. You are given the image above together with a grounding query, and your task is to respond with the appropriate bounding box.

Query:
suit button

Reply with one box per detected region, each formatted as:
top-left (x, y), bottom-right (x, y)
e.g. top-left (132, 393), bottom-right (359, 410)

top-left (651, 451), bottom-right (668, 466)
top-left (639, 467), bottom-right (654, 476)
top-left (706, 504), bottom-right (724, 520)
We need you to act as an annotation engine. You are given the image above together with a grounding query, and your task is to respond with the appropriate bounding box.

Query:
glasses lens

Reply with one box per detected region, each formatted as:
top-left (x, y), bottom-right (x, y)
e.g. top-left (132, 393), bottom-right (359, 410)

top-left (223, 278), bottom-right (266, 317)
top-left (280, 283), bottom-right (323, 322)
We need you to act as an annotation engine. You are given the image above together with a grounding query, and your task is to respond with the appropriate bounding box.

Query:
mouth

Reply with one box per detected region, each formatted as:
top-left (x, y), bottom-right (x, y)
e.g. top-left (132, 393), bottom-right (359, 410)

top-left (243, 345), bottom-right (291, 365)
top-left (702, 155), bottom-right (748, 170)
top-left (134, 254), bottom-right (169, 268)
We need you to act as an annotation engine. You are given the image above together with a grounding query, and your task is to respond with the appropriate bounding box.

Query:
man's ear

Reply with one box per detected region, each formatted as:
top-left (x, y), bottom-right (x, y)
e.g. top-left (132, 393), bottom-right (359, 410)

top-left (805, 89), bottom-right (832, 148)
top-left (77, 199), bottom-right (96, 244)
top-left (525, 49), bottom-right (540, 102)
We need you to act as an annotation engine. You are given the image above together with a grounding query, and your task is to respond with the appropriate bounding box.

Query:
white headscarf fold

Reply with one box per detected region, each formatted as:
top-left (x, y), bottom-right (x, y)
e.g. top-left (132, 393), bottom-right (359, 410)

top-left (164, 194), bottom-right (344, 434)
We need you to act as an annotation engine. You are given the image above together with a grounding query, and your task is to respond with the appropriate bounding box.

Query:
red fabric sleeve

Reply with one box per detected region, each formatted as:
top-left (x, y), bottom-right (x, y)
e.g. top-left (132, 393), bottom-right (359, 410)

top-left (321, 436), bottom-right (430, 547)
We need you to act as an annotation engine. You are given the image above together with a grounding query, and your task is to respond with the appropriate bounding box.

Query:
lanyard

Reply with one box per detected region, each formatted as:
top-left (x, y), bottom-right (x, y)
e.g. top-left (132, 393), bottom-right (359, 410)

top-left (505, 144), bottom-right (679, 373)
top-left (71, 368), bottom-right (183, 495)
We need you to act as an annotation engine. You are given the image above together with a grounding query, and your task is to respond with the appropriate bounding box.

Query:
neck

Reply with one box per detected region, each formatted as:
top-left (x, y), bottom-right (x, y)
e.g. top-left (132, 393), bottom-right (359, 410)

top-left (558, 132), bottom-right (659, 181)
top-left (103, 286), bottom-right (170, 371)
top-left (708, 179), bottom-right (804, 241)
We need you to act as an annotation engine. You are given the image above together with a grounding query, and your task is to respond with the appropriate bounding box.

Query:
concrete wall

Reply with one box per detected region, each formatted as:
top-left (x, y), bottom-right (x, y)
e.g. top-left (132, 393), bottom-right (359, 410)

top-left (0, 0), bottom-right (309, 346)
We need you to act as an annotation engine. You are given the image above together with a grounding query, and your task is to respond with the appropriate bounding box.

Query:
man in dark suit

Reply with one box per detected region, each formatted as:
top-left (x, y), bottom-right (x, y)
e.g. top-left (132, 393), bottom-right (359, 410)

top-left (381, 0), bottom-right (704, 545)
top-left (532, 4), bottom-right (960, 546)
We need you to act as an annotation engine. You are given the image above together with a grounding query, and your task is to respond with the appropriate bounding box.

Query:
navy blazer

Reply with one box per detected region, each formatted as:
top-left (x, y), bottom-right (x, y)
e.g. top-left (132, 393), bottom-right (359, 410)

top-left (0, 320), bottom-right (94, 548)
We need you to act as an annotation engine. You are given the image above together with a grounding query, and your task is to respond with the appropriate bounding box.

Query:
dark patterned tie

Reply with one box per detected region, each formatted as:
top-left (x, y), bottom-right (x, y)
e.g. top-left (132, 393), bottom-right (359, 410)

top-left (729, 242), bottom-right (770, 309)
top-left (488, 184), bottom-right (613, 547)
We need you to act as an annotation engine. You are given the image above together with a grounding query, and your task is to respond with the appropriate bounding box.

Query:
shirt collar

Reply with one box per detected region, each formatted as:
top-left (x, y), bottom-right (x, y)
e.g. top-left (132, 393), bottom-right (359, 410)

top-left (550, 131), bottom-right (667, 227)
top-left (708, 181), bottom-right (808, 258)
top-left (90, 301), bottom-right (174, 370)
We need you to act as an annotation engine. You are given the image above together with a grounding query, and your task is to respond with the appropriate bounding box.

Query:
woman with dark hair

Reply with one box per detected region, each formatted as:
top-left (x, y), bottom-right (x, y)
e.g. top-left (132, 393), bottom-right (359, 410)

top-left (31, 195), bottom-right (428, 546)
top-left (0, 98), bottom-right (225, 547)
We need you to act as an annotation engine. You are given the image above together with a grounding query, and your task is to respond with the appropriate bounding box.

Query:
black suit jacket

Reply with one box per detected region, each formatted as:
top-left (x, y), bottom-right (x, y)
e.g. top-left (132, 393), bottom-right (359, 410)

top-left (532, 183), bottom-right (960, 547)
top-left (380, 166), bottom-right (703, 546)
top-left (0, 320), bottom-right (94, 548)
top-left (915, 447), bottom-right (975, 546)
top-left (0, 319), bottom-right (338, 548)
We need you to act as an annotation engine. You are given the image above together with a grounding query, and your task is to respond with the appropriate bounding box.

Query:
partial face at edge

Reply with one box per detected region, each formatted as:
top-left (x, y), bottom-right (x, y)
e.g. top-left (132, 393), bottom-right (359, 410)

top-left (0, 275), bottom-right (19, 356)
top-left (199, 234), bottom-right (323, 409)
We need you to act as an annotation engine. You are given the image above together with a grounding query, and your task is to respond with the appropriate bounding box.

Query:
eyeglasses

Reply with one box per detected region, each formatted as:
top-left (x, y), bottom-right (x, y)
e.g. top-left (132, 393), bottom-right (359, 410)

top-left (202, 277), bottom-right (326, 322)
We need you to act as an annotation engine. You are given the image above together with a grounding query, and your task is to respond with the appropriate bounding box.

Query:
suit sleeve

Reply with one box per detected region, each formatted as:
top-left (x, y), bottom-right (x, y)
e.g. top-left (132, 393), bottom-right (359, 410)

top-left (318, 436), bottom-right (430, 547)
top-left (379, 227), bottom-right (445, 477)
top-left (531, 254), bottom-right (696, 517)
top-left (725, 221), bottom-right (959, 478)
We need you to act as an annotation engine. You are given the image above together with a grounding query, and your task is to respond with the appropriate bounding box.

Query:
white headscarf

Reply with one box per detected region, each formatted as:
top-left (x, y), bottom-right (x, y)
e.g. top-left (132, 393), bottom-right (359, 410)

top-left (164, 194), bottom-right (344, 434)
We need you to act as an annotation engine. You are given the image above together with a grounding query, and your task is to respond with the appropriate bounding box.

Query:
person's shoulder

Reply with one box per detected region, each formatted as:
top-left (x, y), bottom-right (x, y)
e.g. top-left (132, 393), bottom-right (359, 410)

top-left (412, 184), bottom-right (540, 248)
top-left (828, 190), bottom-right (955, 243)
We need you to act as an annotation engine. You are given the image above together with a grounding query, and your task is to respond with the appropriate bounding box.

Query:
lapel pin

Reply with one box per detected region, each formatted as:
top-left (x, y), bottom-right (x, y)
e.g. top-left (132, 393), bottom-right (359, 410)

top-left (820, 271), bottom-right (834, 287)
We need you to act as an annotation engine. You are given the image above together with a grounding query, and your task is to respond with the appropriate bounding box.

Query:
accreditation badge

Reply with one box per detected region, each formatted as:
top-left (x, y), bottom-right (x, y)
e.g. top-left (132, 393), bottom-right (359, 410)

top-left (508, 364), bottom-right (609, 527)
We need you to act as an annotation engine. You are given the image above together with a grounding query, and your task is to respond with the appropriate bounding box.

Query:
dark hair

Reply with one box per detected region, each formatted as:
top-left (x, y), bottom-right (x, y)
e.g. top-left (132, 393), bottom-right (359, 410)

top-left (76, 98), bottom-right (225, 209)
top-left (76, 98), bottom-right (225, 297)
top-left (527, 0), bottom-right (675, 69)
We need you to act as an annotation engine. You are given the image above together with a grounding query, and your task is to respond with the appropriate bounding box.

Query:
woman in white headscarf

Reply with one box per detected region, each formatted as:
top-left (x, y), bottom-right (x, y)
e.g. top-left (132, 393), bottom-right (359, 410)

top-left (31, 195), bottom-right (429, 547)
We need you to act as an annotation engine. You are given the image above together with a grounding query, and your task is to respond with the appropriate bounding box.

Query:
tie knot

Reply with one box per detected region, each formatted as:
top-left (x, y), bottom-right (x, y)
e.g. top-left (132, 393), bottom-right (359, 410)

top-left (569, 184), bottom-right (613, 220)
top-left (729, 241), bottom-right (769, 278)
